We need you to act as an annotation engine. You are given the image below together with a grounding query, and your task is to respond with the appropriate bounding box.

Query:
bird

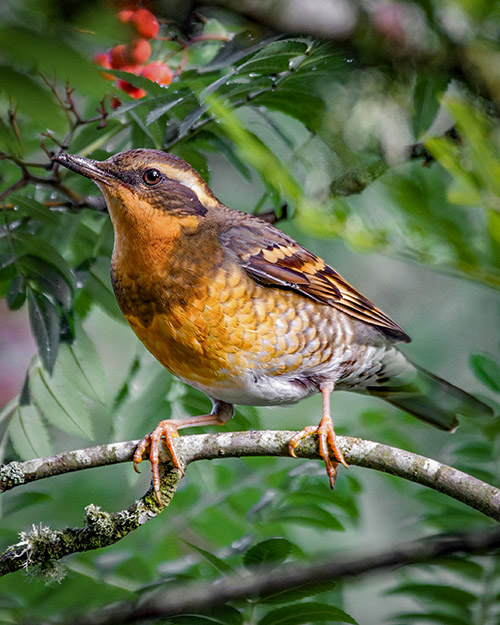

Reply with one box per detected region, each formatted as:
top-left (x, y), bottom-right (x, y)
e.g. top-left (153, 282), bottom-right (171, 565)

top-left (54, 148), bottom-right (493, 503)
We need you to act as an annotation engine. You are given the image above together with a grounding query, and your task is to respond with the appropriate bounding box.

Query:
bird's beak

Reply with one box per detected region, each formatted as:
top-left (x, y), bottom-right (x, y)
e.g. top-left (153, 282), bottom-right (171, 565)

top-left (52, 152), bottom-right (115, 186)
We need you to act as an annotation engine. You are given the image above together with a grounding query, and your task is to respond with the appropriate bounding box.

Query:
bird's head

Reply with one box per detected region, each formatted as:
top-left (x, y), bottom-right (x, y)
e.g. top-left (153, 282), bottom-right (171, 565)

top-left (53, 149), bottom-right (219, 225)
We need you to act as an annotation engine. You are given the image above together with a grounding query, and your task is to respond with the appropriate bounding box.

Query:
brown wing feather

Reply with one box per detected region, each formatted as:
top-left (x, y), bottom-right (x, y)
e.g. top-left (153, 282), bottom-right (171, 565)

top-left (220, 217), bottom-right (411, 343)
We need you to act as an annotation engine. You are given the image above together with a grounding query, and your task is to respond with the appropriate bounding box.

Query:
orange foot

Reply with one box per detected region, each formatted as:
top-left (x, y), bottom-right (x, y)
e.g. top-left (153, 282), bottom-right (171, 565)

top-left (134, 408), bottom-right (233, 504)
top-left (134, 419), bottom-right (184, 504)
top-left (288, 383), bottom-right (348, 489)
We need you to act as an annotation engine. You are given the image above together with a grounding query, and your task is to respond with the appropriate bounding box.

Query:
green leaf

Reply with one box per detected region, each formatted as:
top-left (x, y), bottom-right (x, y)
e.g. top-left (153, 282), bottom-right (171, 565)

top-left (0, 26), bottom-right (109, 97)
top-left (411, 74), bottom-right (449, 138)
top-left (0, 397), bottom-right (20, 443)
top-left (470, 353), bottom-right (500, 392)
top-left (83, 257), bottom-right (123, 320)
top-left (453, 440), bottom-right (494, 462)
top-left (391, 613), bottom-right (470, 625)
top-left (182, 540), bottom-right (235, 575)
top-left (27, 288), bottom-right (60, 373)
top-left (56, 325), bottom-right (108, 404)
top-left (30, 367), bottom-right (93, 440)
top-left (107, 69), bottom-right (167, 96)
top-left (386, 583), bottom-right (476, 607)
top-left (167, 605), bottom-right (243, 625)
top-left (258, 602), bottom-right (357, 625)
top-left (3, 491), bottom-right (52, 516)
top-left (243, 538), bottom-right (293, 570)
top-left (10, 195), bottom-right (61, 225)
top-left (7, 274), bottom-right (25, 310)
top-left (273, 505), bottom-right (344, 531)
top-left (204, 96), bottom-right (302, 201)
top-left (257, 580), bottom-right (338, 605)
top-left (12, 232), bottom-right (75, 292)
top-left (0, 66), bottom-right (65, 131)
top-left (20, 255), bottom-right (73, 310)
top-left (8, 404), bottom-right (52, 459)
top-left (146, 96), bottom-right (186, 126)
top-left (238, 40), bottom-right (310, 75)
top-left (200, 34), bottom-right (280, 73)
top-left (429, 557), bottom-right (484, 579)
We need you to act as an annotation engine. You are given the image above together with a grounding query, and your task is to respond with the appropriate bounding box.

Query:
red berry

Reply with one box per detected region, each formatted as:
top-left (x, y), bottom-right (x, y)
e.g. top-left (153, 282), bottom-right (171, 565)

top-left (131, 8), bottom-right (159, 39)
top-left (109, 44), bottom-right (128, 68)
top-left (125, 39), bottom-right (151, 65)
top-left (93, 52), bottom-right (111, 68)
top-left (93, 52), bottom-right (115, 80)
top-left (120, 64), bottom-right (143, 75)
top-left (141, 61), bottom-right (172, 85)
top-left (117, 79), bottom-right (146, 99)
top-left (118, 8), bottom-right (135, 23)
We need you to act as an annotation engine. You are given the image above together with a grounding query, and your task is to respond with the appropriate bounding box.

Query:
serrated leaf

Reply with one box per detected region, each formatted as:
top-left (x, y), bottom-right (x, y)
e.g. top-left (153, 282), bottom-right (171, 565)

top-left (239, 40), bottom-right (310, 75)
top-left (200, 34), bottom-right (280, 73)
top-left (182, 540), bottom-right (235, 575)
top-left (258, 602), bottom-right (357, 625)
top-left (243, 538), bottom-right (293, 570)
top-left (146, 96), bottom-right (184, 125)
top-left (8, 404), bottom-right (52, 459)
top-left (30, 368), bottom-right (93, 440)
top-left (470, 353), bottom-right (500, 392)
top-left (27, 288), bottom-right (60, 373)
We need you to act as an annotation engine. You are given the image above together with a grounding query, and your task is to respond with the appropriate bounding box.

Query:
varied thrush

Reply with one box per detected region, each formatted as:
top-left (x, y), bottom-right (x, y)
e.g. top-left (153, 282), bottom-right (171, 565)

top-left (55, 149), bottom-right (492, 503)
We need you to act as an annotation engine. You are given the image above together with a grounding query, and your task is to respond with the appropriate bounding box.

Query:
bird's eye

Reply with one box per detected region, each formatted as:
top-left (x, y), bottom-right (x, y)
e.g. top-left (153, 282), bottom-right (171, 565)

top-left (143, 168), bottom-right (162, 186)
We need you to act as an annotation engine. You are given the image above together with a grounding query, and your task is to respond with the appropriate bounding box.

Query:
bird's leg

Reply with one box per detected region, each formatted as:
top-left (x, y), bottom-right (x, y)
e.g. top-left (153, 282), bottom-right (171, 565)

top-left (288, 382), bottom-right (348, 489)
top-left (134, 400), bottom-right (234, 503)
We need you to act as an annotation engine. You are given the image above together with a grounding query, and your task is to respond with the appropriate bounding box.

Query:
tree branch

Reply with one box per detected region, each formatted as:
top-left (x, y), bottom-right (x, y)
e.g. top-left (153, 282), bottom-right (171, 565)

top-left (0, 465), bottom-right (181, 577)
top-left (71, 527), bottom-right (500, 625)
top-left (1, 431), bottom-right (499, 520)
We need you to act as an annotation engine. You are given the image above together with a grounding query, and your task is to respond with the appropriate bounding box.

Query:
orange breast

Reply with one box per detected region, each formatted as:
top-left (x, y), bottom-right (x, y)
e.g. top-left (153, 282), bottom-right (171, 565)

top-left (124, 262), bottom-right (352, 392)
top-left (109, 207), bottom-right (354, 393)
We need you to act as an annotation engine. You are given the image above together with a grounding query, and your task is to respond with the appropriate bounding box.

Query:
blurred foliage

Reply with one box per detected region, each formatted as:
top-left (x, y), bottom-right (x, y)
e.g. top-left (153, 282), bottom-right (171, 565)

top-left (0, 0), bottom-right (499, 623)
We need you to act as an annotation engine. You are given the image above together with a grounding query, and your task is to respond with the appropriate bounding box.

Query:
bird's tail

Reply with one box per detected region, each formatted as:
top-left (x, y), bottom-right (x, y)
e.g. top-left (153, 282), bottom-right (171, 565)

top-left (365, 352), bottom-right (493, 431)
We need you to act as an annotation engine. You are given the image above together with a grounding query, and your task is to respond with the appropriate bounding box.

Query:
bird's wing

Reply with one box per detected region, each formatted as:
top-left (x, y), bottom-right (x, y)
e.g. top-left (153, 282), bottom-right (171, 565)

top-left (221, 219), bottom-right (411, 343)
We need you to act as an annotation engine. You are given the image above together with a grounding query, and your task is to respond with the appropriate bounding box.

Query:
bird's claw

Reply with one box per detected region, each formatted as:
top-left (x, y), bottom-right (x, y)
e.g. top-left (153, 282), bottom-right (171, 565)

top-left (134, 420), bottom-right (185, 504)
top-left (288, 417), bottom-right (348, 489)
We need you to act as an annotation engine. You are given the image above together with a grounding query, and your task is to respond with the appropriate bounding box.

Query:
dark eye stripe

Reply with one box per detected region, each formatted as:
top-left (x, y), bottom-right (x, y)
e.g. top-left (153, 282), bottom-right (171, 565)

top-left (143, 168), bottom-right (162, 185)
